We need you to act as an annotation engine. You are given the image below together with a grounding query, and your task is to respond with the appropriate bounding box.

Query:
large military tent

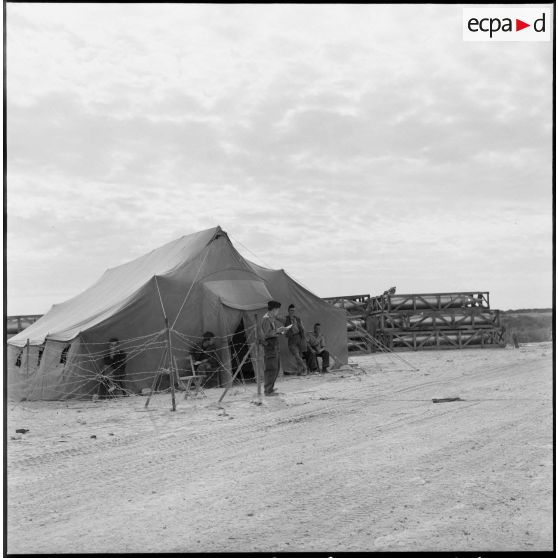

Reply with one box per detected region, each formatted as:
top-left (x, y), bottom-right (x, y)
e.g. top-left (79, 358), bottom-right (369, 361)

top-left (7, 226), bottom-right (348, 401)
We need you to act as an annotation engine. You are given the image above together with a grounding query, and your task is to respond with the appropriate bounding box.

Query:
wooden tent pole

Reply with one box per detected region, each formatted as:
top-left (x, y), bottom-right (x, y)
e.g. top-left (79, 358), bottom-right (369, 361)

top-left (144, 346), bottom-right (168, 409)
top-left (164, 318), bottom-right (177, 412)
top-left (25, 339), bottom-right (30, 376)
top-left (255, 315), bottom-right (262, 399)
top-left (152, 277), bottom-right (177, 410)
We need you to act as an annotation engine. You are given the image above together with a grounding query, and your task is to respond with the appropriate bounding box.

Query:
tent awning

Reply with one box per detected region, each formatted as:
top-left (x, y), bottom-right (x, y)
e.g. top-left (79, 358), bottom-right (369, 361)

top-left (203, 280), bottom-right (271, 311)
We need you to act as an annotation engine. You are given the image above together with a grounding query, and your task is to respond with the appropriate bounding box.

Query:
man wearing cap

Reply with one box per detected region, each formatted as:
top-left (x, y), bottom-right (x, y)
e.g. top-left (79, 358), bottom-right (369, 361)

top-left (261, 300), bottom-right (289, 396)
top-left (192, 331), bottom-right (220, 370)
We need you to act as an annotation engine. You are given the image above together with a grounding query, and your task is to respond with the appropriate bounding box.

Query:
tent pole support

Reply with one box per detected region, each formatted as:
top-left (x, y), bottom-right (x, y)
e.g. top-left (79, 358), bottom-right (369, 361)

top-left (151, 276), bottom-right (177, 410)
top-left (255, 314), bottom-right (262, 399)
top-left (26, 339), bottom-right (30, 377)
top-left (165, 318), bottom-right (177, 412)
top-left (218, 345), bottom-right (254, 404)
top-left (144, 346), bottom-right (168, 409)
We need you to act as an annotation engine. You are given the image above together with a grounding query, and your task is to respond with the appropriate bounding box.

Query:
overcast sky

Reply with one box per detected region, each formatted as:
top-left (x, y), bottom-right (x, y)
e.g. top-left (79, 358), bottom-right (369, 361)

top-left (6, 3), bottom-right (553, 315)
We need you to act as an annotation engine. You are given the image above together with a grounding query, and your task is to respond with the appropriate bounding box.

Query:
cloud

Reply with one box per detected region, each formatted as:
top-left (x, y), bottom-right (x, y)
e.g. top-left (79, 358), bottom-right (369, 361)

top-left (6, 4), bottom-right (553, 313)
top-left (8, 91), bottom-right (229, 183)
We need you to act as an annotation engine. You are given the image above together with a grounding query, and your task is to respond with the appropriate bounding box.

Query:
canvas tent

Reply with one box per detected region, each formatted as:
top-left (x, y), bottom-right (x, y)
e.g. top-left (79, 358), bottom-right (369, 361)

top-left (7, 226), bottom-right (348, 401)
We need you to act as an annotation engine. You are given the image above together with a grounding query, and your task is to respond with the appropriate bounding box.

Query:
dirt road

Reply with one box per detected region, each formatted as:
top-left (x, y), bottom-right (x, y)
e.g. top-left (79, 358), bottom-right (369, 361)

top-left (6, 343), bottom-right (554, 553)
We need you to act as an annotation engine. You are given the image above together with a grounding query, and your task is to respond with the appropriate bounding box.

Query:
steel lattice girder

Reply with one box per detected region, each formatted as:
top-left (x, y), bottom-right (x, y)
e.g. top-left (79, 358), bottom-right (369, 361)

top-left (379, 328), bottom-right (505, 351)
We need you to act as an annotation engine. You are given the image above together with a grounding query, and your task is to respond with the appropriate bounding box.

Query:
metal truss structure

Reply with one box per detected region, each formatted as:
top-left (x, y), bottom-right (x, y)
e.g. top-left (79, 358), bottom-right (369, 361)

top-left (323, 291), bottom-right (506, 353)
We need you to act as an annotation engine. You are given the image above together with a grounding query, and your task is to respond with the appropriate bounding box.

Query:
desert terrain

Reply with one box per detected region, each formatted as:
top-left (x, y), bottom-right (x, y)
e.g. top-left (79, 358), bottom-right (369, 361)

top-left (6, 343), bottom-right (554, 553)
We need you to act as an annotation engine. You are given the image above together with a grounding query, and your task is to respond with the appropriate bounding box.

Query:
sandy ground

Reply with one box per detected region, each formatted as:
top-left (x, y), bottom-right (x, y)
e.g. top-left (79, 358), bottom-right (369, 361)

top-left (6, 343), bottom-right (554, 553)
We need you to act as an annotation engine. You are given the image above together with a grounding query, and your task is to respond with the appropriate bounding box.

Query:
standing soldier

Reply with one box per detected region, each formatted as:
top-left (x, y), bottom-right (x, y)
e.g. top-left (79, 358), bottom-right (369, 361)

top-left (284, 303), bottom-right (308, 375)
top-left (261, 300), bottom-right (289, 396)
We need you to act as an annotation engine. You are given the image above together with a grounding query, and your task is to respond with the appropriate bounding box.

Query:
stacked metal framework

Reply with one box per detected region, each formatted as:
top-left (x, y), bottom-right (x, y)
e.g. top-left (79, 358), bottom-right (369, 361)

top-left (323, 291), bottom-right (506, 353)
top-left (368, 291), bottom-right (505, 351)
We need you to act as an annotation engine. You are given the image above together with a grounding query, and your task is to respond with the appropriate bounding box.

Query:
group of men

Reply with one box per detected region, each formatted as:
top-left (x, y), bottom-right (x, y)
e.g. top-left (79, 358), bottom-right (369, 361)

top-left (98, 300), bottom-right (331, 398)
top-left (283, 303), bottom-right (330, 376)
top-left (261, 300), bottom-right (331, 397)
top-left (97, 333), bottom-right (221, 398)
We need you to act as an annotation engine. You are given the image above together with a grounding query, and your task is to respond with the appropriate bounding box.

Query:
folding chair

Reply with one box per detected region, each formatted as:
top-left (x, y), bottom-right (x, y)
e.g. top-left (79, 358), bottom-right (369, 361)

top-left (177, 355), bottom-right (207, 399)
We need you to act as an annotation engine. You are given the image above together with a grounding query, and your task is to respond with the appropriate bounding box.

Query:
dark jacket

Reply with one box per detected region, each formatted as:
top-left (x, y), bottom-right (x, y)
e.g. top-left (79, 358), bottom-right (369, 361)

top-left (104, 350), bottom-right (127, 376)
top-left (192, 339), bottom-right (219, 368)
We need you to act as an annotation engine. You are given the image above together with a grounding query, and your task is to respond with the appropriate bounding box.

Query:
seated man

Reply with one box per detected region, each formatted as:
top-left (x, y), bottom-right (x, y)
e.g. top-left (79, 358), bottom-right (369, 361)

top-left (99, 337), bottom-right (127, 398)
top-left (191, 331), bottom-right (221, 387)
top-left (306, 323), bottom-right (331, 373)
top-left (303, 342), bottom-right (318, 373)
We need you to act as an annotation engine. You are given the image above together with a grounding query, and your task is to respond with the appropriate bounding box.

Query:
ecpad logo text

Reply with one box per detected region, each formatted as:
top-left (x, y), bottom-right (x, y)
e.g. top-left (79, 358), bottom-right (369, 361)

top-left (463, 8), bottom-right (551, 41)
